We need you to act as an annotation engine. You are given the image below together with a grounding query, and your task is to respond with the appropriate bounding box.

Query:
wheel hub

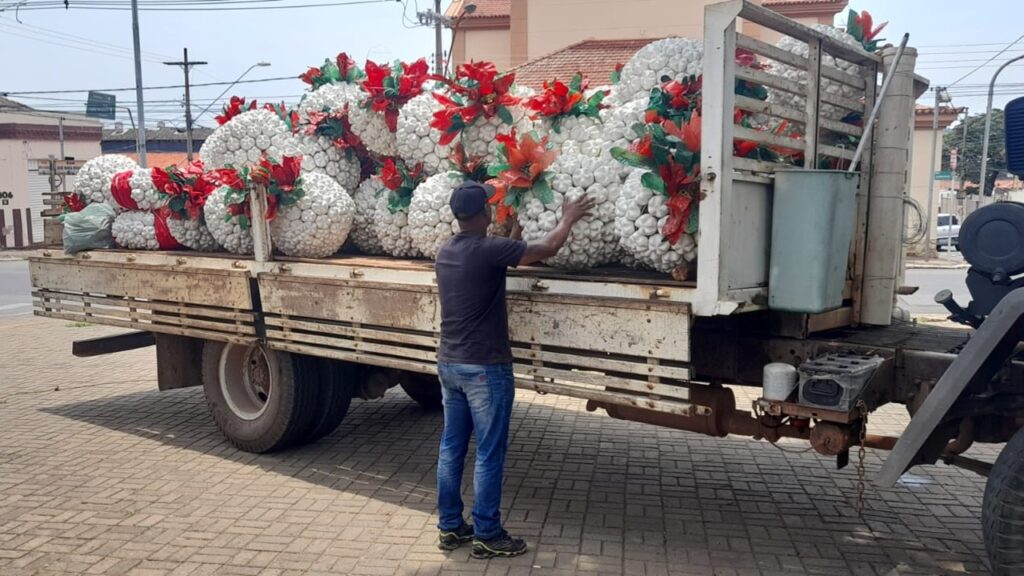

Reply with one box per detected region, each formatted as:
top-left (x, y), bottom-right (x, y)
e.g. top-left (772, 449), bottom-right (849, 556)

top-left (219, 344), bottom-right (274, 421)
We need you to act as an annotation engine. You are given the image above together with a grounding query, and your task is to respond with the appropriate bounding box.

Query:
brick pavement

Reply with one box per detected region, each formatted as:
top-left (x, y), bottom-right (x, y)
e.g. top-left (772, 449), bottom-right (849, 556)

top-left (0, 315), bottom-right (1000, 575)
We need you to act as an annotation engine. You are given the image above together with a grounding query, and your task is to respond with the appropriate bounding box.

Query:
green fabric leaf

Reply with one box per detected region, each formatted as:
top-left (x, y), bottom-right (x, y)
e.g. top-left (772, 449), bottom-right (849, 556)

top-left (487, 163), bottom-right (510, 176)
top-left (496, 105), bottom-right (514, 126)
top-left (532, 177), bottom-right (554, 205)
top-left (685, 202), bottom-right (700, 234)
top-left (641, 171), bottom-right (667, 194)
top-left (238, 214), bottom-right (250, 230)
top-left (610, 147), bottom-right (650, 169)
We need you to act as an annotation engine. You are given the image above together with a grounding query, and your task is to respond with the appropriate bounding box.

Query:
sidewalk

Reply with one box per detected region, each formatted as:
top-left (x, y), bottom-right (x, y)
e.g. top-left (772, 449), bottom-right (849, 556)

top-left (905, 254), bottom-right (968, 269)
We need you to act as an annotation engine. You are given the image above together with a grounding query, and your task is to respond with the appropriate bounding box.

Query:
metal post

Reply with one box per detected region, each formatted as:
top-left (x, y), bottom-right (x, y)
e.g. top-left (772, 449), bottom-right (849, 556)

top-left (434, 0), bottom-right (444, 75)
top-left (130, 0), bottom-right (147, 167)
top-left (58, 117), bottom-right (66, 192)
top-left (980, 54), bottom-right (1024, 196)
top-left (164, 48), bottom-right (207, 163)
top-left (862, 46), bottom-right (918, 326)
top-left (924, 89), bottom-right (940, 258)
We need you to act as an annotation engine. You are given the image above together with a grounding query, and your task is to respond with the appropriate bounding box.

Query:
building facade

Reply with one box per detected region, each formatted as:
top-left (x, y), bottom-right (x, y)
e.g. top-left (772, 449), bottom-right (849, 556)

top-left (0, 97), bottom-right (102, 248)
top-left (446, 0), bottom-right (849, 70)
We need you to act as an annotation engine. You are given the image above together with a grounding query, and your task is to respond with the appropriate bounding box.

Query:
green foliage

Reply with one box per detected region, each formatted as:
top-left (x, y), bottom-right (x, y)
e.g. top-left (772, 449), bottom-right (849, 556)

top-left (942, 109), bottom-right (1006, 195)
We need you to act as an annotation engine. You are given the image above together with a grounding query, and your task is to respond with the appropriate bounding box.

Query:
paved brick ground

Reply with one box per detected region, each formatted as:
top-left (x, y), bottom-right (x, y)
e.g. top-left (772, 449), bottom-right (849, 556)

top-left (0, 315), bottom-right (1001, 575)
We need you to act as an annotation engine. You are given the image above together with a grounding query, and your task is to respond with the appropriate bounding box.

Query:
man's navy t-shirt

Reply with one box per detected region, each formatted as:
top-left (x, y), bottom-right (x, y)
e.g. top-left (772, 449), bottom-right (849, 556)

top-left (436, 232), bottom-right (527, 365)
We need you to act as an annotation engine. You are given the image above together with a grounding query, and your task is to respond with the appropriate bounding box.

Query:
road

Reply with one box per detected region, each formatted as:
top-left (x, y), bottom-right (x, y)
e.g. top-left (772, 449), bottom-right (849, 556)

top-left (0, 260), bottom-right (31, 316)
top-left (900, 267), bottom-right (970, 315)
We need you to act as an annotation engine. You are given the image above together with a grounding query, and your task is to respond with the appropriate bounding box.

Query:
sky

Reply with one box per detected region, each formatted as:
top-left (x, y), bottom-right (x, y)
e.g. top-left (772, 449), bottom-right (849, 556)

top-left (1, 0), bottom-right (1022, 129)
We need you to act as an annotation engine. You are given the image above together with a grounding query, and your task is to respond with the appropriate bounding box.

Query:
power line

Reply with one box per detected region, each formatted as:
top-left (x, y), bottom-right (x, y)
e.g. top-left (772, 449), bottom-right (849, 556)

top-left (11, 0), bottom-right (395, 11)
top-left (2, 75), bottom-right (299, 95)
top-left (948, 32), bottom-right (1024, 87)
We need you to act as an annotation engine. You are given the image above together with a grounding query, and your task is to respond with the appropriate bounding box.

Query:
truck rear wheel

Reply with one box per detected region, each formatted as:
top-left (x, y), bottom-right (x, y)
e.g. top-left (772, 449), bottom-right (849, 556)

top-left (399, 372), bottom-right (443, 410)
top-left (299, 359), bottom-right (356, 443)
top-left (984, 426), bottom-right (1024, 574)
top-left (201, 341), bottom-right (318, 453)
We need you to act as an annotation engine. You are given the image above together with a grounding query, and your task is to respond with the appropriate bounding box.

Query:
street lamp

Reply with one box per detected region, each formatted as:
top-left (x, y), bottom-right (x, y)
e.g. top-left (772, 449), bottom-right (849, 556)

top-left (445, 3), bottom-right (476, 76)
top-left (193, 61), bottom-right (271, 125)
top-left (979, 54), bottom-right (1024, 196)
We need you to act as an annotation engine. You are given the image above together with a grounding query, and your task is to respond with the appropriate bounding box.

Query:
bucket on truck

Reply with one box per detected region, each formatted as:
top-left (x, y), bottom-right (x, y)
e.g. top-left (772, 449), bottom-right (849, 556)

top-left (768, 169), bottom-right (859, 313)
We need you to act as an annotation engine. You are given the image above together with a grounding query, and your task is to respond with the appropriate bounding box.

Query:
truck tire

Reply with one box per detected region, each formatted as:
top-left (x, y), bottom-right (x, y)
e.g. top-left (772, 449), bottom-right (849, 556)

top-left (399, 372), bottom-right (443, 410)
top-left (201, 341), bottom-right (318, 453)
top-left (299, 359), bottom-right (356, 443)
top-left (983, 425), bottom-right (1024, 574)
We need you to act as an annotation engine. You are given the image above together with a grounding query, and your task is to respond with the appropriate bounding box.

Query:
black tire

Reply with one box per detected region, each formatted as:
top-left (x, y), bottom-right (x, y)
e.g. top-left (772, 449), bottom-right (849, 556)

top-left (201, 341), bottom-right (318, 453)
top-left (399, 372), bottom-right (443, 410)
top-left (983, 426), bottom-right (1024, 574)
top-left (299, 359), bottom-right (356, 443)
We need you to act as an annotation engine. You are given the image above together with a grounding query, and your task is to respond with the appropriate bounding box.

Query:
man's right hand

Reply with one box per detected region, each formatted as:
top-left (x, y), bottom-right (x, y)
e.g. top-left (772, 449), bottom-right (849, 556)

top-left (561, 195), bottom-right (596, 224)
top-left (518, 194), bottom-right (598, 266)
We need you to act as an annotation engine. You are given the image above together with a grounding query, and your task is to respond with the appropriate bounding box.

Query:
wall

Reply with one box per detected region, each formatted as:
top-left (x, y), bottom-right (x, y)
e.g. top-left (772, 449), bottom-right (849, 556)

top-left (459, 27), bottom-right (512, 69)
top-left (523, 0), bottom-right (734, 63)
top-left (0, 112), bottom-right (101, 247)
top-left (747, 14), bottom-right (838, 45)
top-left (906, 126), bottom-right (945, 256)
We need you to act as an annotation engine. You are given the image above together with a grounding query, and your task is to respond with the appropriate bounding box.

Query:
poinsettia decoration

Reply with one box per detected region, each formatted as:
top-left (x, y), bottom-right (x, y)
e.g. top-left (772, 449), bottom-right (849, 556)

top-left (305, 105), bottom-right (364, 159)
top-left (219, 155), bottom-right (303, 229)
top-left (612, 115), bottom-right (703, 245)
top-left (484, 128), bottom-right (558, 224)
top-left (216, 96), bottom-right (258, 125)
top-left (430, 61), bottom-right (520, 146)
top-left (378, 157), bottom-right (426, 213)
top-left (62, 193), bottom-right (87, 214)
top-left (526, 73), bottom-right (608, 133)
top-left (847, 9), bottom-right (887, 52)
top-left (645, 75), bottom-right (702, 125)
top-left (156, 160), bottom-right (215, 221)
top-left (360, 58), bottom-right (431, 132)
top-left (448, 142), bottom-right (489, 182)
top-left (300, 52), bottom-right (366, 89)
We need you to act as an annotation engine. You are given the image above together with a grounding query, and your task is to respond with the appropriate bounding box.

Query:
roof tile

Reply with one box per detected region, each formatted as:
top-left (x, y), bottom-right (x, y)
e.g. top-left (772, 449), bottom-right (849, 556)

top-left (511, 38), bottom-right (657, 90)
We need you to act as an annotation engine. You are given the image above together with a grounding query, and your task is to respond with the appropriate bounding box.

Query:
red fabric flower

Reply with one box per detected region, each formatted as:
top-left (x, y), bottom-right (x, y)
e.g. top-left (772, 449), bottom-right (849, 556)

top-left (63, 193), bottom-right (86, 213)
top-left (429, 61), bottom-right (521, 145)
top-left (151, 167), bottom-right (181, 195)
top-left (300, 67), bottom-right (322, 86)
top-left (337, 52), bottom-right (358, 80)
top-left (206, 168), bottom-right (245, 191)
top-left (378, 158), bottom-right (404, 191)
top-left (215, 96), bottom-right (258, 126)
top-left (361, 58), bottom-right (430, 132)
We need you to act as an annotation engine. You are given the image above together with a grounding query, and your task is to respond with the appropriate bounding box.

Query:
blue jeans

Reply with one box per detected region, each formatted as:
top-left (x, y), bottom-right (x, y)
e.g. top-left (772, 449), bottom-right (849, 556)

top-left (436, 362), bottom-right (515, 540)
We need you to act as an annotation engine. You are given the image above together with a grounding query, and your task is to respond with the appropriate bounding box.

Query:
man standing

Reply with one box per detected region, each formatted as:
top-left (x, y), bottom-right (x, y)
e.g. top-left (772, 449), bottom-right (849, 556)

top-left (434, 181), bottom-right (594, 559)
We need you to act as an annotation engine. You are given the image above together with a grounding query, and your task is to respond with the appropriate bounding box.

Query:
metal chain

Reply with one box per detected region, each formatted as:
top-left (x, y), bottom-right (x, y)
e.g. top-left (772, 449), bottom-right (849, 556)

top-left (855, 399), bottom-right (869, 517)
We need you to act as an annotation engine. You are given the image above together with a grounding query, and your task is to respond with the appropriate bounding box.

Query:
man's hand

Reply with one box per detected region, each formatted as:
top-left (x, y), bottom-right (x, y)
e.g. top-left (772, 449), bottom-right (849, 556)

top-left (518, 194), bottom-right (597, 266)
top-left (561, 195), bottom-right (595, 225)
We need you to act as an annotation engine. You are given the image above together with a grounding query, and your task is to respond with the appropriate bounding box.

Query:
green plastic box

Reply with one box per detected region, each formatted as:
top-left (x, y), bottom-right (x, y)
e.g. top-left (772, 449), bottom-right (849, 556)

top-left (769, 169), bottom-right (859, 313)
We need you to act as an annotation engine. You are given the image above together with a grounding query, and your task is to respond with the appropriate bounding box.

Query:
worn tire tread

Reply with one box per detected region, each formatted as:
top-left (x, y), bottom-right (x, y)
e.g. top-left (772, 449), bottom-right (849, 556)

top-left (983, 426), bottom-right (1024, 575)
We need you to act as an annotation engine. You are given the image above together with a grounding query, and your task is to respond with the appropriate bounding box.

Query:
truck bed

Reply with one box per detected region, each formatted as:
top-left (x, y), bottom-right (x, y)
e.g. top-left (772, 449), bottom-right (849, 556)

top-left (30, 249), bottom-right (701, 417)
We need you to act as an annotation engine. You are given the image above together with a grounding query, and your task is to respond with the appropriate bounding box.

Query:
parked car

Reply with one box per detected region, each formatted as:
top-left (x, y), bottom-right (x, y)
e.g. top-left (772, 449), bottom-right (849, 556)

top-left (937, 212), bottom-right (960, 250)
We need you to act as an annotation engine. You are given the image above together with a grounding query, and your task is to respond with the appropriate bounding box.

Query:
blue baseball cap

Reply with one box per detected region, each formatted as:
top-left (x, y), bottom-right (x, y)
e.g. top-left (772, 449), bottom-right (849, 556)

top-left (450, 180), bottom-right (494, 219)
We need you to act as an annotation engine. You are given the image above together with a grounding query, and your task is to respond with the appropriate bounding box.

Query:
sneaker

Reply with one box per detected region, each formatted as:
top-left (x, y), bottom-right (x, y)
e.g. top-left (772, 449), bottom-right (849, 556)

top-left (470, 531), bottom-right (528, 559)
top-left (437, 522), bottom-right (474, 551)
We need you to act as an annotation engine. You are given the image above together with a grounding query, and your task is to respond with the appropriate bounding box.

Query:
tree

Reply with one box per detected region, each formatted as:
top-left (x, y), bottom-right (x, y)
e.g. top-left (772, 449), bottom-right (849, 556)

top-left (942, 109), bottom-right (1006, 196)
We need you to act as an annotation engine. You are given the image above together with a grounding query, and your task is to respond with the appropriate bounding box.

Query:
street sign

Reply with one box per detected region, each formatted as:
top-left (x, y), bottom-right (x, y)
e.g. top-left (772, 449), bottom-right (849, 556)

top-left (34, 159), bottom-right (84, 176)
top-left (950, 148), bottom-right (958, 171)
top-left (86, 91), bottom-right (117, 120)
top-left (934, 171), bottom-right (953, 181)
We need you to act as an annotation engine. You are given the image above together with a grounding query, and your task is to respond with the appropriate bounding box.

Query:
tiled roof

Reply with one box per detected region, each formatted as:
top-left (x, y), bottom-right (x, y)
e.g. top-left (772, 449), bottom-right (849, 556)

top-left (763, 0), bottom-right (846, 6)
top-left (102, 125), bottom-right (215, 142)
top-left (0, 96), bottom-right (32, 111)
top-left (914, 104), bottom-right (964, 115)
top-left (449, 0), bottom-right (509, 20)
top-left (511, 38), bottom-right (657, 90)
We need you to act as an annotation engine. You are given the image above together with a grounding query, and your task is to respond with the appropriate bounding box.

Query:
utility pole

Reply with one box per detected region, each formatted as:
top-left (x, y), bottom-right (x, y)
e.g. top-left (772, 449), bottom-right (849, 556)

top-left (925, 86), bottom-right (951, 258)
top-left (130, 0), bottom-right (147, 167)
top-left (417, 2), bottom-right (450, 75)
top-left (164, 48), bottom-right (208, 162)
top-left (434, 0), bottom-right (443, 75)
